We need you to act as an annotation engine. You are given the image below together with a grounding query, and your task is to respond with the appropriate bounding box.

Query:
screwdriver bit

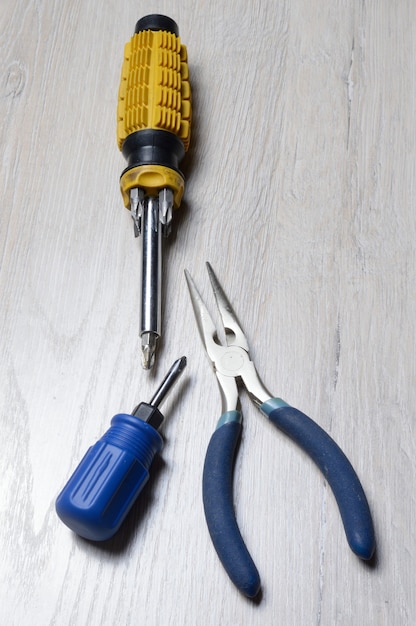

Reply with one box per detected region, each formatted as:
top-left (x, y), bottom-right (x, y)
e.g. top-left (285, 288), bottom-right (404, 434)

top-left (56, 357), bottom-right (187, 541)
top-left (117, 15), bottom-right (192, 369)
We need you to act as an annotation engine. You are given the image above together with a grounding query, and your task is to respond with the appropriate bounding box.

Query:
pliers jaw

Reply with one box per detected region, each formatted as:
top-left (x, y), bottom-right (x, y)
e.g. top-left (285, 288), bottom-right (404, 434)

top-left (185, 263), bottom-right (272, 413)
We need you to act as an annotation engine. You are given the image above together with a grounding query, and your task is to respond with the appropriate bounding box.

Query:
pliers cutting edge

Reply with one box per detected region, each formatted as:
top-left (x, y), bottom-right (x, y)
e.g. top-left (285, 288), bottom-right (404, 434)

top-left (185, 263), bottom-right (375, 598)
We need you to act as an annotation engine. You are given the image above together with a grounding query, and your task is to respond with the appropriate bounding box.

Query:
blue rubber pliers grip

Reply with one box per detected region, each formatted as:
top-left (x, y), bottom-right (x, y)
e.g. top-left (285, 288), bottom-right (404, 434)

top-left (202, 413), bottom-right (261, 598)
top-left (186, 264), bottom-right (375, 599)
top-left (262, 400), bottom-right (375, 560)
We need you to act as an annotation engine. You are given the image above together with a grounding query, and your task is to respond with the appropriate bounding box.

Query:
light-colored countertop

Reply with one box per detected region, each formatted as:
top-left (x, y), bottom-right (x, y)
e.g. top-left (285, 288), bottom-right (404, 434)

top-left (1, 1), bottom-right (415, 624)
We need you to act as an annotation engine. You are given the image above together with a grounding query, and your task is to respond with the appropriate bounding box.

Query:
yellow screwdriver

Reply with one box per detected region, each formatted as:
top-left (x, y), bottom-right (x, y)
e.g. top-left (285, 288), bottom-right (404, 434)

top-left (117, 15), bottom-right (192, 368)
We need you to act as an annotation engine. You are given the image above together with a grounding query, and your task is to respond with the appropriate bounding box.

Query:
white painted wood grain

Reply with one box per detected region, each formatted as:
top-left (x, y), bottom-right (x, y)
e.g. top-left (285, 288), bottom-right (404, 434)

top-left (1, 0), bottom-right (415, 624)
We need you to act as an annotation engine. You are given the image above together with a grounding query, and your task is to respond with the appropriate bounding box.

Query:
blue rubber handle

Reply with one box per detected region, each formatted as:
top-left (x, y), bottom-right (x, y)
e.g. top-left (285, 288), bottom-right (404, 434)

top-left (202, 412), bottom-right (261, 598)
top-left (56, 413), bottom-right (163, 541)
top-left (261, 399), bottom-right (375, 560)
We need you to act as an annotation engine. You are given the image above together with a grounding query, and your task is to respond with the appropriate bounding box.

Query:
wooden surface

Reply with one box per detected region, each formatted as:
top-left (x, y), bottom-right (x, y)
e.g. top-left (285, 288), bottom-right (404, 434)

top-left (1, 1), bottom-right (415, 624)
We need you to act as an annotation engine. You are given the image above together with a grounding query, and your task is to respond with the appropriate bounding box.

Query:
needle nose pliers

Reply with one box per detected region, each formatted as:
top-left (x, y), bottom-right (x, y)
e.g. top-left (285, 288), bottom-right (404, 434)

top-left (185, 263), bottom-right (375, 598)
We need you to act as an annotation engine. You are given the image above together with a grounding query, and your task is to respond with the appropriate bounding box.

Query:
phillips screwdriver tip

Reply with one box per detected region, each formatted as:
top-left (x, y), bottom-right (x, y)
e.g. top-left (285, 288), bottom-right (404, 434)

top-left (149, 356), bottom-right (187, 408)
top-left (177, 355), bottom-right (187, 371)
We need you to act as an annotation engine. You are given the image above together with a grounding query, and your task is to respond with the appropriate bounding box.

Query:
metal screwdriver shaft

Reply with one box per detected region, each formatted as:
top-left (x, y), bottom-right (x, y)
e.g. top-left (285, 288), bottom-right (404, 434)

top-left (140, 195), bottom-right (162, 369)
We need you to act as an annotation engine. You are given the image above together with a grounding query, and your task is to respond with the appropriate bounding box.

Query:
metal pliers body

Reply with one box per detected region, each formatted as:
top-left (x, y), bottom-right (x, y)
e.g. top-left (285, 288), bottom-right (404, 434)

top-left (185, 263), bottom-right (375, 598)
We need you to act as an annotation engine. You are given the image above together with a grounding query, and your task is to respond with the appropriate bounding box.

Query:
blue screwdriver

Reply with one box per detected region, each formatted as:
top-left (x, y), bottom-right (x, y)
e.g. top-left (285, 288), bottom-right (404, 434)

top-left (56, 357), bottom-right (186, 541)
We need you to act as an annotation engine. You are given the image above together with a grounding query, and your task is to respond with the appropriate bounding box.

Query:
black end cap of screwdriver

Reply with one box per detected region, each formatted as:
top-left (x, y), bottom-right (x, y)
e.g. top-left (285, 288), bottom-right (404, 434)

top-left (132, 402), bottom-right (164, 431)
top-left (135, 15), bottom-right (179, 36)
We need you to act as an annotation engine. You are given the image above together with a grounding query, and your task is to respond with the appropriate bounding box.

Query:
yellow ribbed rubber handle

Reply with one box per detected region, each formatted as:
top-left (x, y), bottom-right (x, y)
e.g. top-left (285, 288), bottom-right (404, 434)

top-left (117, 29), bottom-right (191, 151)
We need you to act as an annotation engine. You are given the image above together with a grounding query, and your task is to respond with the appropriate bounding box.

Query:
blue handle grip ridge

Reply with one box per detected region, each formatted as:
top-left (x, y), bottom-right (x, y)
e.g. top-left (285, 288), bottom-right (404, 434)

top-left (261, 400), bottom-right (375, 560)
top-left (202, 417), bottom-right (261, 598)
top-left (56, 413), bottom-right (163, 541)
